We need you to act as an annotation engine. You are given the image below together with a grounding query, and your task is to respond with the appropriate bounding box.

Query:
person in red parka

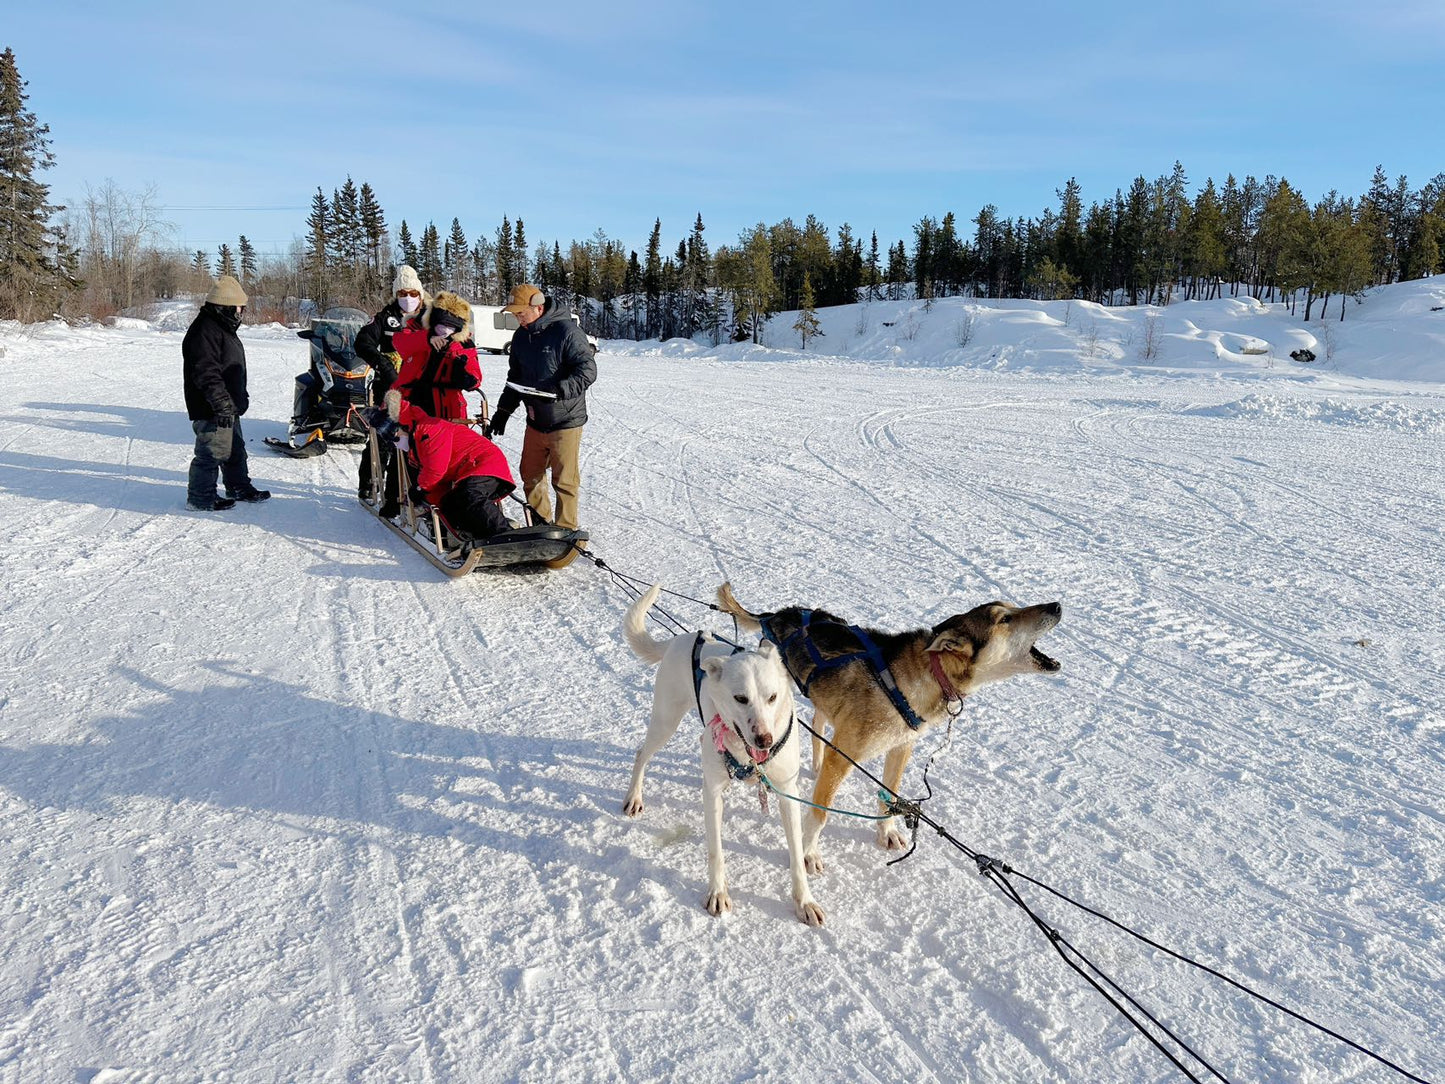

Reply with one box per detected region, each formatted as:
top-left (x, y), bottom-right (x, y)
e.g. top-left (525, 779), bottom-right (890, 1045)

top-left (392, 290), bottom-right (482, 421)
top-left (384, 390), bottom-right (516, 541)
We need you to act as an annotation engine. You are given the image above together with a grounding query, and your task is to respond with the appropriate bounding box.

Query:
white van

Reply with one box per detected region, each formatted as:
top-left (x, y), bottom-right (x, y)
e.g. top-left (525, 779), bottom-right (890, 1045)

top-left (470, 304), bottom-right (598, 355)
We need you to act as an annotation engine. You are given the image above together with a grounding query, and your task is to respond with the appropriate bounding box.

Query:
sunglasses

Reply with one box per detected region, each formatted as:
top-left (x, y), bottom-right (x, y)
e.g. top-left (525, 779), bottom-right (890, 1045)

top-left (397, 289), bottom-right (421, 298)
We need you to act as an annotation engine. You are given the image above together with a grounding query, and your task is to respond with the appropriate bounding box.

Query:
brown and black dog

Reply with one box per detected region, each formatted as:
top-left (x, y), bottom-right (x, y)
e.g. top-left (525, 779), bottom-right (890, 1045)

top-left (716, 583), bottom-right (1062, 873)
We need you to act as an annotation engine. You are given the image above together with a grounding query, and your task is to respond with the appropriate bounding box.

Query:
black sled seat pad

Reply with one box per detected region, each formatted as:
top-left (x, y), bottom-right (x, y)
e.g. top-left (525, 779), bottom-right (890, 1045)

top-left (469, 525), bottom-right (588, 568)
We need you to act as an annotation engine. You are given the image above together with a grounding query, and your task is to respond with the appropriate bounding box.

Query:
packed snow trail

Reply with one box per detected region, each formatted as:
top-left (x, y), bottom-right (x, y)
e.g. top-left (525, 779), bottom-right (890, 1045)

top-left (0, 293), bottom-right (1441, 1082)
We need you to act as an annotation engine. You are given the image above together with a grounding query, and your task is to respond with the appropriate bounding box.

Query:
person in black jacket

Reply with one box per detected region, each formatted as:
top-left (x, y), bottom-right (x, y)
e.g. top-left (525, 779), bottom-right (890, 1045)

top-left (182, 276), bottom-right (270, 511)
top-left (487, 284), bottom-right (596, 530)
top-left (354, 264), bottom-right (430, 505)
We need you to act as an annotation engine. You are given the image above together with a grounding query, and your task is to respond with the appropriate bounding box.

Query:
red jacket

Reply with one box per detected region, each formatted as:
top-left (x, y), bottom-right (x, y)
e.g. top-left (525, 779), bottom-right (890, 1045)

top-left (400, 405), bottom-right (515, 506)
top-left (393, 327), bottom-right (482, 421)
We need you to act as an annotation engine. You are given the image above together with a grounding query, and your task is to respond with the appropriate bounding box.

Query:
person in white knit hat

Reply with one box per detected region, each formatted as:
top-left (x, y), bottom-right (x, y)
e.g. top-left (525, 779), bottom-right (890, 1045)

top-left (354, 264), bottom-right (432, 507)
top-left (182, 275), bottom-right (269, 511)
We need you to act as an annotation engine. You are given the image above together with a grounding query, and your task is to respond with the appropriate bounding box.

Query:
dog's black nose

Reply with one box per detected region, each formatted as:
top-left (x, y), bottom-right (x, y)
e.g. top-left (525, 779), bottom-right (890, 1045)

top-left (1044, 602), bottom-right (1062, 617)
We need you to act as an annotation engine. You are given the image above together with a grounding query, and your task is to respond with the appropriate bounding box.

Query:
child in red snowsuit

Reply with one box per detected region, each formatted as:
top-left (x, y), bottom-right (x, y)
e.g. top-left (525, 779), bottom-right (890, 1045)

top-left (392, 290), bottom-right (482, 421)
top-left (385, 391), bottom-right (516, 541)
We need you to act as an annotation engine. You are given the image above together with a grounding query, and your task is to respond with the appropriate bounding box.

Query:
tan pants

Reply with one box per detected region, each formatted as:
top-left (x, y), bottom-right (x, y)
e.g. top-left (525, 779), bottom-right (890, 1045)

top-left (519, 425), bottom-right (583, 529)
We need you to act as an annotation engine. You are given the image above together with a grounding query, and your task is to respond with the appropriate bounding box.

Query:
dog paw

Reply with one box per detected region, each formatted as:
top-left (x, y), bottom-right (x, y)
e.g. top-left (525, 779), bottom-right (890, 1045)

top-left (803, 851), bottom-right (825, 875)
top-left (796, 899), bottom-right (826, 927)
top-left (705, 890), bottom-right (732, 916)
top-left (621, 795), bottom-right (643, 817)
top-left (879, 827), bottom-right (909, 851)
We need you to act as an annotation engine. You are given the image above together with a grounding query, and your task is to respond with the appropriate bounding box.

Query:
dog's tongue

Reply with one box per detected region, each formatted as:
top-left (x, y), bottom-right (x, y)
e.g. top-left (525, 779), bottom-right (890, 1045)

top-left (748, 744), bottom-right (770, 763)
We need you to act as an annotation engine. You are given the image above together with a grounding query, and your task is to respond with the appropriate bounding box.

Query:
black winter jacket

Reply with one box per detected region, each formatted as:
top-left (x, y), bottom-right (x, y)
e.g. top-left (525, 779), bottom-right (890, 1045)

top-left (492, 300), bottom-right (597, 433)
top-left (182, 305), bottom-right (249, 420)
top-left (355, 299), bottom-right (426, 395)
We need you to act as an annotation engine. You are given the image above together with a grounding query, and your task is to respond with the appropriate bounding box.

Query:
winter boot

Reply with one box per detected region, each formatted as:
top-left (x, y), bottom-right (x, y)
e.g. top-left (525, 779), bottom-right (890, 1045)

top-left (228, 487), bottom-right (272, 503)
top-left (188, 495), bottom-right (237, 512)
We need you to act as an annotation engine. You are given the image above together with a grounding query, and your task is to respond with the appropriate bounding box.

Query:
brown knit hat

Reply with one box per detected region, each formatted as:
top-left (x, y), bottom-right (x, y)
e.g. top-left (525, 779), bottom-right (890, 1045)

top-left (502, 284), bottom-right (545, 314)
top-left (205, 275), bottom-right (248, 306)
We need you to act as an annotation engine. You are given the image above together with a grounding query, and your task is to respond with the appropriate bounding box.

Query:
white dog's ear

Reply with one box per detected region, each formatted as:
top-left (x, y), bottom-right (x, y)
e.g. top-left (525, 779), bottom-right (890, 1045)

top-left (927, 630), bottom-right (973, 657)
top-left (757, 640), bottom-right (779, 659)
top-left (700, 657), bottom-right (726, 680)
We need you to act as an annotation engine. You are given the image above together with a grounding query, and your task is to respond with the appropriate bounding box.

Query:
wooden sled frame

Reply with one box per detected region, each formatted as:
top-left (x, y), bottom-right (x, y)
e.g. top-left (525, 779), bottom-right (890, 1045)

top-left (358, 426), bottom-right (586, 577)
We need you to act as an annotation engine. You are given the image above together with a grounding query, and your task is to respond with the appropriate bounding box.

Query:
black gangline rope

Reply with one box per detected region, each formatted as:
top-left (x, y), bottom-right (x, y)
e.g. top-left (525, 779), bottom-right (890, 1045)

top-left (560, 541), bottom-right (1436, 1084)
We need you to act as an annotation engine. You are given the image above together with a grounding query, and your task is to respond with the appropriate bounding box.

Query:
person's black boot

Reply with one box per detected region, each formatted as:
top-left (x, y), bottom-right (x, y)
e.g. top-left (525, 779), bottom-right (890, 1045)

top-left (229, 487), bottom-right (272, 503)
top-left (188, 495), bottom-right (237, 511)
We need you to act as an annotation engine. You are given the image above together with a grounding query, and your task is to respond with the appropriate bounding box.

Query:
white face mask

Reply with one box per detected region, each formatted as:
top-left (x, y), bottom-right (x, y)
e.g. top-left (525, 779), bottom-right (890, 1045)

top-left (398, 294), bottom-right (421, 314)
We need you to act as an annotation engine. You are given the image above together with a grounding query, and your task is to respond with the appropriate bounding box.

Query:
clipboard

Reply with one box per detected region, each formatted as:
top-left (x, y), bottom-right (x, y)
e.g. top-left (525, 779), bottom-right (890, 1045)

top-left (506, 382), bottom-right (557, 400)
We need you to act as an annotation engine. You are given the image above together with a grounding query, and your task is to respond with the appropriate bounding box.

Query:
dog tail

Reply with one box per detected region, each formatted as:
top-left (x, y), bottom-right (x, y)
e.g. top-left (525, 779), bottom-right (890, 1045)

top-left (715, 582), bottom-right (763, 633)
top-left (622, 584), bottom-right (670, 665)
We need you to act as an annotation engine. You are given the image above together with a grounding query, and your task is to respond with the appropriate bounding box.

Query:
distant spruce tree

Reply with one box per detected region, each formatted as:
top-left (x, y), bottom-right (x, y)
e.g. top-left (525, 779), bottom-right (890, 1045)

top-left (623, 249), bottom-right (642, 339)
top-left (513, 218), bottom-right (527, 278)
top-left (912, 215), bottom-right (936, 299)
top-left (237, 235), bottom-right (258, 287)
top-left (643, 218), bottom-right (663, 338)
top-left (304, 187), bottom-right (330, 305)
top-left (495, 216), bottom-right (515, 301)
top-left (550, 240), bottom-right (569, 303)
top-left (1054, 178), bottom-right (1084, 284)
top-left (331, 178), bottom-right (361, 275)
top-left (866, 230), bottom-right (882, 300)
top-left (192, 250), bottom-right (210, 275)
top-left (885, 240), bottom-right (908, 300)
top-left (216, 243), bottom-right (236, 278)
top-left (358, 182), bottom-right (387, 278)
top-left (396, 219), bottom-right (418, 271)
top-left (446, 217), bottom-right (468, 293)
top-left (470, 236), bottom-right (495, 301)
top-left (830, 222), bottom-right (862, 306)
top-left (934, 212), bottom-right (963, 297)
top-left (0, 48), bottom-right (71, 320)
top-left (793, 272), bottom-right (822, 348)
top-left (683, 212), bottom-right (710, 336)
top-left (418, 222), bottom-right (443, 289)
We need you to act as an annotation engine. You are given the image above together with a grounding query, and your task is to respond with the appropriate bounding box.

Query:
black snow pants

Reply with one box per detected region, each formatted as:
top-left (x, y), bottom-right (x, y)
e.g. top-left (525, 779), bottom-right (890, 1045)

top-left (439, 476), bottom-right (512, 542)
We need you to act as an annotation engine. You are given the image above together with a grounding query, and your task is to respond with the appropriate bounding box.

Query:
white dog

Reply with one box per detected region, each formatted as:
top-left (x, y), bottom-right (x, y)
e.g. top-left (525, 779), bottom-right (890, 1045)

top-left (621, 585), bottom-right (825, 926)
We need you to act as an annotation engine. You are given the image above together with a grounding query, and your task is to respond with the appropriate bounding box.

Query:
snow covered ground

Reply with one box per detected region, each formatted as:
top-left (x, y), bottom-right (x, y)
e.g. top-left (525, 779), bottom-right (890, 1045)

top-left (1, 282), bottom-right (1442, 1083)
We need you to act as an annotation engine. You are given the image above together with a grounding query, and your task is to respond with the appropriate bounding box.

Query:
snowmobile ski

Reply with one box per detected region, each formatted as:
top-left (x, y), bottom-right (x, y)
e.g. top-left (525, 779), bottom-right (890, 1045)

top-left (264, 429), bottom-right (328, 458)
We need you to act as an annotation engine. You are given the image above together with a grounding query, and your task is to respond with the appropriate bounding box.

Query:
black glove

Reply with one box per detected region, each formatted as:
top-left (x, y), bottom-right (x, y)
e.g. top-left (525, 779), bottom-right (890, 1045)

top-left (408, 485), bottom-right (427, 506)
top-left (214, 414), bottom-right (234, 429)
top-left (487, 414), bottom-right (508, 438)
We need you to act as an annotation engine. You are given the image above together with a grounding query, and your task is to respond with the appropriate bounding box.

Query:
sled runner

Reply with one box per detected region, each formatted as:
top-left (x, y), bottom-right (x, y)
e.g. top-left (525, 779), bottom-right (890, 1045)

top-left (266, 308), bottom-right (374, 456)
top-left (358, 424), bottom-right (587, 576)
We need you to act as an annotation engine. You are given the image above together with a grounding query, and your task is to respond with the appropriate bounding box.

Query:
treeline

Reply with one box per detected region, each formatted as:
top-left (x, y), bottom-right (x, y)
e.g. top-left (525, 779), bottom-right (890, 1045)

top-left (69, 162), bottom-right (1445, 338)
top-left (902, 164), bottom-right (1444, 323)
top-left (4, 46), bottom-right (1444, 332)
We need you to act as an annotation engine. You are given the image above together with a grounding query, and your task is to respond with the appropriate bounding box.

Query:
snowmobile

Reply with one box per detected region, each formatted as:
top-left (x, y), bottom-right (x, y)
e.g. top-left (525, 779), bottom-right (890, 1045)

top-left (264, 307), bottom-right (374, 458)
top-left (357, 411), bottom-right (588, 576)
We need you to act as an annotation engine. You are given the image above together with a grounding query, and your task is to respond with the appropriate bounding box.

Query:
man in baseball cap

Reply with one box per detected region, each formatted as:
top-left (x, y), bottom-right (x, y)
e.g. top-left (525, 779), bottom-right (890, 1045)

top-left (488, 285), bottom-right (596, 548)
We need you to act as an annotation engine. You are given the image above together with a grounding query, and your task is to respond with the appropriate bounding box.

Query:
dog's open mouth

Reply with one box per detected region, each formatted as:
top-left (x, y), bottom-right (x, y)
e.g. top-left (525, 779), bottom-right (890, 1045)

top-left (1030, 645), bottom-right (1061, 672)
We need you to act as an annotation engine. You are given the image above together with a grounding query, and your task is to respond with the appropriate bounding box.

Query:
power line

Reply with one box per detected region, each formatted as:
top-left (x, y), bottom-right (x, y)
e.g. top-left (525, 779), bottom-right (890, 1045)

top-left (159, 205), bottom-right (306, 212)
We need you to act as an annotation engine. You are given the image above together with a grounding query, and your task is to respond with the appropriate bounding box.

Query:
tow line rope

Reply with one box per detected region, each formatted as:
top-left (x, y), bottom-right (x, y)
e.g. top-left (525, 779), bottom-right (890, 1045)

top-left (561, 539), bottom-right (1433, 1084)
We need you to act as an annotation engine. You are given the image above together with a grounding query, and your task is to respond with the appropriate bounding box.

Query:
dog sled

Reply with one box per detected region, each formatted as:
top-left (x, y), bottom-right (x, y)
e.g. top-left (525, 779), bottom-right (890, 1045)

top-left (358, 422), bottom-right (587, 577)
top-left (264, 308), bottom-right (374, 457)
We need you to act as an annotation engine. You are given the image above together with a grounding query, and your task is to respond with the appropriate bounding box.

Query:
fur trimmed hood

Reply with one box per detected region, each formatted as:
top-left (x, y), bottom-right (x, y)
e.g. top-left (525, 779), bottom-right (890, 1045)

top-left (430, 291), bottom-right (473, 343)
top-left (385, 387), bottom-right (429, 431)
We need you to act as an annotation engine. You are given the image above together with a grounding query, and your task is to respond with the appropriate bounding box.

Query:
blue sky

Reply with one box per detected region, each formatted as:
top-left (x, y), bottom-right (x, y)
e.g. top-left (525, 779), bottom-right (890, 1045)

top-left (8, 1), bottom-right (1445, 264)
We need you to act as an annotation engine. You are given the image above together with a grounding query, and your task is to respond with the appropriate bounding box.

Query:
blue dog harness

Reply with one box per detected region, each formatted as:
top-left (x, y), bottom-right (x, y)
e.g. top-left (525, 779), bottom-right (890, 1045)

top-left (691, 632), bottom-right (794, 781)
top-left (757, 611), bottom-right (929, 731)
